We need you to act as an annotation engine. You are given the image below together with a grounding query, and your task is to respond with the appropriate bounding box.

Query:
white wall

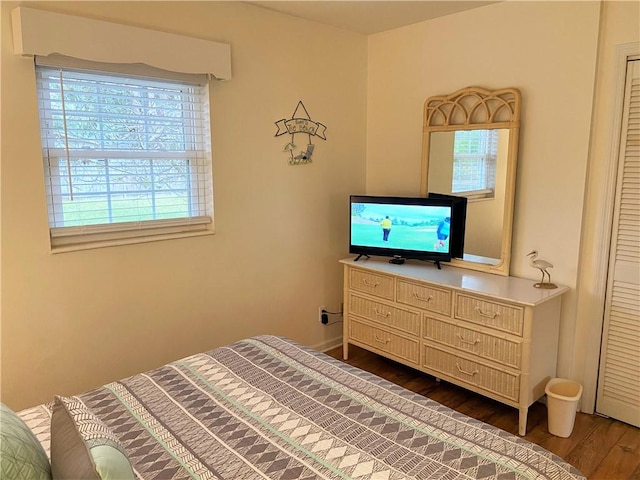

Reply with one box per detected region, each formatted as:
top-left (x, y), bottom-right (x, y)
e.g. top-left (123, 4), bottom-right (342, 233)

top-left (366, 1), bottom-right (601, 378)
top-left (0, 1), bottom-right (367, 410)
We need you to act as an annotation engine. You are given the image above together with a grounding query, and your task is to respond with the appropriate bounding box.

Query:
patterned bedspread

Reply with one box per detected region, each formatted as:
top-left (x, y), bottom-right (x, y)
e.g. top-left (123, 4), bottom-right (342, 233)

top-left (20, 335), bottom-right (584, 479)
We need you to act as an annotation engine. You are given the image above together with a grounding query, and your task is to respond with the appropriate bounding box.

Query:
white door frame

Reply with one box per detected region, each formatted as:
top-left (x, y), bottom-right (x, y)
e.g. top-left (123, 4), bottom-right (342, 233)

top-left (579, 42), bottom-right (640, 414)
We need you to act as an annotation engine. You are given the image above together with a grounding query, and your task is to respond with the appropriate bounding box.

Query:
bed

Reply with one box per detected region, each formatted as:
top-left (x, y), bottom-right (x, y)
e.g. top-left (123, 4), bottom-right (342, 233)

top-left (12, 335), bottom-right (584, 479)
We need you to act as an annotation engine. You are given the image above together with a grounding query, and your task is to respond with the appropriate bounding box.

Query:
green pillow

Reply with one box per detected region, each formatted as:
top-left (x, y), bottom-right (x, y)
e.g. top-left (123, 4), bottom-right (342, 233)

top-left (51, 396), bottom-right (134, 480)
top-left (0, 402), bottom-right (52, 480)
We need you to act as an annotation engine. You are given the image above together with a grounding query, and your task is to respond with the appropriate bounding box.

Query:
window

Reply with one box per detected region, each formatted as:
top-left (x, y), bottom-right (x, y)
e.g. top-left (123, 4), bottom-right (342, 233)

top-left (36, 63), bottom-right (213, 250)
top-left (451, 129), bottom-right (498, 199)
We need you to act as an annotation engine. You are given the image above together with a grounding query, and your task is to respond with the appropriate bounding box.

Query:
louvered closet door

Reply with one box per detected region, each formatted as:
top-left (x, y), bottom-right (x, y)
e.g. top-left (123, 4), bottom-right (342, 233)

top-left (596, 59), bottom-right (640, 427)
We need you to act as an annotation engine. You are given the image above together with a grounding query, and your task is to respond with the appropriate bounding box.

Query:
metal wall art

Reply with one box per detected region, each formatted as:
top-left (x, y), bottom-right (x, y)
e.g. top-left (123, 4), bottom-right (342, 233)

top-left (275, 101), bottom-right (327, 165)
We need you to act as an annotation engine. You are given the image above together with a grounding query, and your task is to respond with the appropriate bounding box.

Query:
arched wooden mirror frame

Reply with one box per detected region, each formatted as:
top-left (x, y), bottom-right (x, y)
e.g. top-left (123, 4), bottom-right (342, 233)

top-left (420, 86), bottom-right (521, 276)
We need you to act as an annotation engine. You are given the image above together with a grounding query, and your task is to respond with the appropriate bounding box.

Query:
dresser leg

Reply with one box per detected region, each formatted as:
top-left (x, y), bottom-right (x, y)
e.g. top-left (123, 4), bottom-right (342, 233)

top-left (343, 341), bottom-right (349, 360)
top-left (518, 407), bottom-right (528, 436)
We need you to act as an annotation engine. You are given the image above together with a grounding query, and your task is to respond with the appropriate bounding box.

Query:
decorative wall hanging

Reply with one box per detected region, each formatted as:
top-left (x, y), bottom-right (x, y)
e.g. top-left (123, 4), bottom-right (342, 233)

top-left (275, 101), bottom-right (326, 165)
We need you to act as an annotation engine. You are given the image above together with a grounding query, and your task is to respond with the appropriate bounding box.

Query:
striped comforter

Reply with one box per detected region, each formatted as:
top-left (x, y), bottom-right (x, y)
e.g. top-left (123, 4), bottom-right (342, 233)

top-left (20, 336), bottom-right (584, 479)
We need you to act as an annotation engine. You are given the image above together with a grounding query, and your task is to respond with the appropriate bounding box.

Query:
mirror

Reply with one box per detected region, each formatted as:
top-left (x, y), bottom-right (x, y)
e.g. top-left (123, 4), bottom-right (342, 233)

top-left (420, 87), bottom-right (521, 276)
top-left (428, 129), bottom-right (510, 264)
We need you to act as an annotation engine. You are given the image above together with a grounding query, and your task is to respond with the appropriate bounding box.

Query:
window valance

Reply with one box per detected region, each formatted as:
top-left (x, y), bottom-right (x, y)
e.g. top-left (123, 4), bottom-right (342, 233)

top-left (11, 6), bottom-right (232, 80)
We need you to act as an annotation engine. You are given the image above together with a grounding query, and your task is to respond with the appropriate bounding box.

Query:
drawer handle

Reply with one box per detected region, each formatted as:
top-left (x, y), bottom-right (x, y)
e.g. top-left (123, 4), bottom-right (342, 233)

top-left (475, 307), bottom-right (500, 319)
top-left (412, 292), bottom-right (433, 302)
top-left (374, 334), bottom-right (390, 344)
top-left (456, 334), bottom-right (481, 346)
top-left (456, 363), bottom-right (479, 376)
top-left (363, 279), bottom-right (380, 288)
top-left (373, 308), bottom-right (391, 318)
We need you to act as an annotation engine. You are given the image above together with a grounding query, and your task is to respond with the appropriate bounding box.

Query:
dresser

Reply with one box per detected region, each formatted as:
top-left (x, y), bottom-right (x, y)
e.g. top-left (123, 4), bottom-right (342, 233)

top-left (340, 257), bottom-right (569, 435)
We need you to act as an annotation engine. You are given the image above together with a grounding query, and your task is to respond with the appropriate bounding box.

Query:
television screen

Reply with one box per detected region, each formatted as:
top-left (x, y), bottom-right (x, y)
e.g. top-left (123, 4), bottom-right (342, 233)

top-left (427, 192), bottom-right (467, 259)
top-left (349, 195), bottom-right (454, 263)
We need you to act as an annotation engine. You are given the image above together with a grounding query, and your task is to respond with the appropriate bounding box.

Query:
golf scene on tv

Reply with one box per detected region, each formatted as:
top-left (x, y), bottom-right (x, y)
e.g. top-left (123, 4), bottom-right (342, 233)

top-left (351, 201), bottom-right (452, 254)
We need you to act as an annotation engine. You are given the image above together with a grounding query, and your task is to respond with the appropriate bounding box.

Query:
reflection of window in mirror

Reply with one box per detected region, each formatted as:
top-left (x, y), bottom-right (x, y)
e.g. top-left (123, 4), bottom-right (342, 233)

top-left (428, 128), bottom-right (510, 260)
top-left (452, 130), bottom-right (497, 199)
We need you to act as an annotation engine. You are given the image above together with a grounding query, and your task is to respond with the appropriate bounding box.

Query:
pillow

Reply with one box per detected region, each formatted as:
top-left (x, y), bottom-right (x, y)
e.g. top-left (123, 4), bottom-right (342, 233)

top-left (51, 396), bottom-right (134, 480)
top-left (0, 402), bottom-right (52, 480)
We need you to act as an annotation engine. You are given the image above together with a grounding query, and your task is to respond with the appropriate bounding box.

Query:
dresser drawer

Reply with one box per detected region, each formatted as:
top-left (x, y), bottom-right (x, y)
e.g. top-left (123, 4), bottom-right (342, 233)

top-left (423, 345), bottom-right (520, 402)
top-left (349, 269), bottom-right (394, 300)
top-left (423, 316), bottom-right (522, 369)
top-left (350, 319), bottom-right (419, 365)
top-left (349, 294), bottom-right (420, 335)
top-left (455, 294), bottom-right (524, 336)
top-left (396, 280), bottom-right (451, 316)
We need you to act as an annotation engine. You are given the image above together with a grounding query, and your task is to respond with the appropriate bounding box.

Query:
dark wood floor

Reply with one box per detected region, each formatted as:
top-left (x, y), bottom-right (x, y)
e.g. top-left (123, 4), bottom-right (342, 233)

top-left (325, 344), bottom-right (640, 480)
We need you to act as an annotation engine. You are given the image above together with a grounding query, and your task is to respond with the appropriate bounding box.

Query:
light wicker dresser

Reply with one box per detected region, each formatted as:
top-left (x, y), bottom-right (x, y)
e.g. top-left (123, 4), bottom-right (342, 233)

top-left (340, 257), bottom-right (569, 435)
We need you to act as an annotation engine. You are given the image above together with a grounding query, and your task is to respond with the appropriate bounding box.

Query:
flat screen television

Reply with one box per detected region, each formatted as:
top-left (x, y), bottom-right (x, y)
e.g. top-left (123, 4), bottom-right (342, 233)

top-left (427, 192), bottom-right (467, 259)
top-left (349, 195), bottom-right (454, 266)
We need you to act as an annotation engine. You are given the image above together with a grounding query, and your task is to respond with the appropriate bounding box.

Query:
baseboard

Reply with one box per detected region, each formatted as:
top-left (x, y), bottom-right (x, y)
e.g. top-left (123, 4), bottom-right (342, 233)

top-left (312, 335), bottom-right (342, 353)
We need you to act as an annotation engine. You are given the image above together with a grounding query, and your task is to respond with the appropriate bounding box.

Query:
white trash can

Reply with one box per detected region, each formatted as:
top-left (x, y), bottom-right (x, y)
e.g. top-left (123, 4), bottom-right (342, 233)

top-left (545, 378), bottom-right (583, 438)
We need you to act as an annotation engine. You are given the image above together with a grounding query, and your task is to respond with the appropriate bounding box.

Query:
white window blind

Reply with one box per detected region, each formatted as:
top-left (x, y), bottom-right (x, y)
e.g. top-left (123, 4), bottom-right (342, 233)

top-left (452, 129), bottom-right (498, 198)
top-left (35, 64), bottom-right (213, 249)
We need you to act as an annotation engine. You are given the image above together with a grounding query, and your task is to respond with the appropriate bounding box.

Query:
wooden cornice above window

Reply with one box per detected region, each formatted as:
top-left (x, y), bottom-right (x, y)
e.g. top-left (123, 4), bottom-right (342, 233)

top-left (11, 6), bottom-right (232, 80)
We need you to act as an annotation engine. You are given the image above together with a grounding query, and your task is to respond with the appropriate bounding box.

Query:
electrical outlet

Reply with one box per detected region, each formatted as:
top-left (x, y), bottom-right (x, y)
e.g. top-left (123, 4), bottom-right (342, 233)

top-left (318, 305), bottom-right (326, 323)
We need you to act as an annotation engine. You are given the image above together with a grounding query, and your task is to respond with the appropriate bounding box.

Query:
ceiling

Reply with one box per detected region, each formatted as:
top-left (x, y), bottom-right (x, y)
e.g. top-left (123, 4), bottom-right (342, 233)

top-left (247, 1), bottom-right (499, 35)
